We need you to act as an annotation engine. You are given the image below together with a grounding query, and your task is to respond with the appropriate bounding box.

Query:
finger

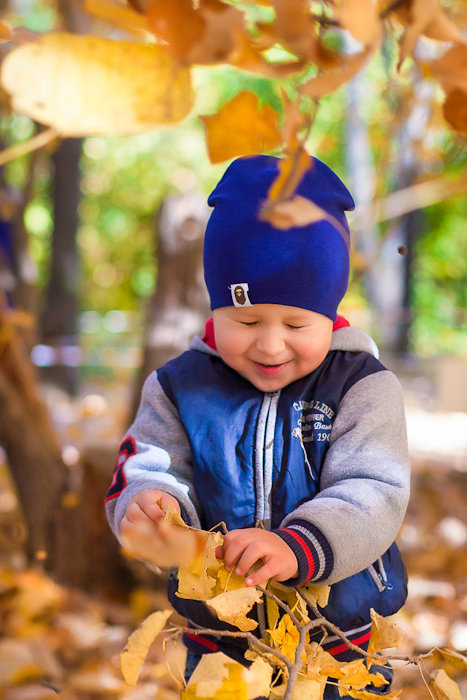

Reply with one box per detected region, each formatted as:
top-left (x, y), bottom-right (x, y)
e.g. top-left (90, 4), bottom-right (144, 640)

top-left (223, 536), bottom-right (249, 571)
top-left (135, 496), bottom-right (165, 523)
top-left (159, 493), bottom-right (180, 514)
top-left (125, 500), bottom-right (156, 525)
top-left (234, 541), bottom-right (265, 577)
top-left (215, 545), bottom-right (223, 560)
top-left (244, 559), bottom-right (277, 587)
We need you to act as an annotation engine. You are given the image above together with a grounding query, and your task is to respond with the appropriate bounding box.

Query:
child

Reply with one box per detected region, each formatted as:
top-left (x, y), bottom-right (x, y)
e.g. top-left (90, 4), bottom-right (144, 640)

top-left (106, 155), bottom-right (410, 697)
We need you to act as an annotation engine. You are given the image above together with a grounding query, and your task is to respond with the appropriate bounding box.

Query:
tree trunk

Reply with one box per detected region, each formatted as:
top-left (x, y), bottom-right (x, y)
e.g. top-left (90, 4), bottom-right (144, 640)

top-left (40, 137), bottom-right (82, 395)
top-left (130, 191), bottom-right (210, 421)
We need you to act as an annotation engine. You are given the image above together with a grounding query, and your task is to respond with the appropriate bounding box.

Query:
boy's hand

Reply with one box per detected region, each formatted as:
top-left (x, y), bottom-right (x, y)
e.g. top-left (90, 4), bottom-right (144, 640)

top-left (120, 490), bottom-right (180, 536)
top-left (220, 528), bottom-right (298, 587)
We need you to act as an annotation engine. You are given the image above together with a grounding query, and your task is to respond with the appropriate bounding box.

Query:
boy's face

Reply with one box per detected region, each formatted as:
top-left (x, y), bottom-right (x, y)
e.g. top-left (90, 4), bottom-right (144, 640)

top-left (212, 304), bottom-right (333, 392)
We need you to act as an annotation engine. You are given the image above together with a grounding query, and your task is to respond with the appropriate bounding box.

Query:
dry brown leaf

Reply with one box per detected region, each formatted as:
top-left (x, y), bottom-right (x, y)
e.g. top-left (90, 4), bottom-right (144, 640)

top-left (273, 0), bottom-right (320, 61)
top-left (120, 608), bottom-right (172, 686)
top-left (146, 0), bottom-right (244, 65)
top-left (261, 194), bottom-right (327, 230)
top-left (0, 33), bottom-right (193, 136)
top-left (300, 49), bottom-right (372, 99)
top-left (367, 609), bottom-right (404, 654)
top-left (334, 0), bottom-right (382, 45)
top-left (201, 91), bottom-right (281, 163)
top-left (431, 45), bottom-right (467, 94)
top-left (85, 0), bottom-right (151, 36)
top-left (442, 89), bottom-right (467, 132)
top-left (206, 587), bottom-right (262, 631)
top-left (429, 669), bottom-right (462, 700)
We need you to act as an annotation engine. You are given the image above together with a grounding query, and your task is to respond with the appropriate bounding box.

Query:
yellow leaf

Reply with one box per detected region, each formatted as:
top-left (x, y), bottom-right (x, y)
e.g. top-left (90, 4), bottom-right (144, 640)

top-left (266, 148), bottom-right (311, 204)
top-left (120, 608), bottom-right (172, 686)
top-left (201, 91), bottom-right (281, 164)
top-left (215, 565), bottom-right (248, 594)
top-left (267, 614), bottom-right (302, 663)
top-left (0, 33), bottom-right (193, 136)
top-left (429, 669), bottom-right (462, 700)
top-left (433, 648), bottom-right (467, 671)
top-left (367, 609), bottom-right (404, 655)
top-left (300, 583), bottom-right (331, 609)
top-left (306, 642), bottom-right (343, 680)
top-left (184, 653), bottom-right (273, 700)
top-left (270, 678), bottom-right (324, 700)
top-left (336, 659), bottom-right (388, 690)
top-left (177, 530), bottom-right (224, 600)
top-left (183, 652), bottom-right (230, 698)
top-left (207, 587), bottom-right (262, 631)
top-left (121, 505), bottom-right (205, 568)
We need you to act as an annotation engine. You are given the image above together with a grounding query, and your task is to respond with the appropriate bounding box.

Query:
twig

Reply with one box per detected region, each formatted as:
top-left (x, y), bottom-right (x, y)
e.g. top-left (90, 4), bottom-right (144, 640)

top-left (418, 659), bottom-right (436, 700)
top-left (186, 623), bottom-right (293, 672)
top-left (0, 128), bottom-right (58, 167)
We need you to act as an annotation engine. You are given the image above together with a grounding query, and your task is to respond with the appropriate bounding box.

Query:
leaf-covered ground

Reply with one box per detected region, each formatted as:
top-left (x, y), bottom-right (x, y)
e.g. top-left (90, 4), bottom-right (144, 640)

top-left (0, 377), bottom-right (465, 698)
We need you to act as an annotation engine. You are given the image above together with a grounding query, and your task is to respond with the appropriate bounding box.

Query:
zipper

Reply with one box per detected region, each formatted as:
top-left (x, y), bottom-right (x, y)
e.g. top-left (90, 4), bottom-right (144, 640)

top-left (254, 391), bottom-right (280, 529)
top-left (367, 557), bottom-right (392, 592)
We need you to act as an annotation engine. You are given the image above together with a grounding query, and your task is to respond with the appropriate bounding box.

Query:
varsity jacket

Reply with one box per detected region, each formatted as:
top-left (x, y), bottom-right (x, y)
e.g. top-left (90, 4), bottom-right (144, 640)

top-left (106, 322), bottom-right (410, 662)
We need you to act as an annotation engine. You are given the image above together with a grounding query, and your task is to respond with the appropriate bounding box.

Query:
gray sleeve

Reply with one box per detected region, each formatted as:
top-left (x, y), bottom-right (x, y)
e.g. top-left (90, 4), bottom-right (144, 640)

top-left (105, 371), bottom-right (202, 539)
top-left (281, 370), bottom-right (410, 584)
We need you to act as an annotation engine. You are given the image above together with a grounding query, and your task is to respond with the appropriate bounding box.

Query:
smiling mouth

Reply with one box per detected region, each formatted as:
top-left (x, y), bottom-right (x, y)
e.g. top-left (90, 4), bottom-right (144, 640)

top-left (252, 361), bottom-right (290, 376)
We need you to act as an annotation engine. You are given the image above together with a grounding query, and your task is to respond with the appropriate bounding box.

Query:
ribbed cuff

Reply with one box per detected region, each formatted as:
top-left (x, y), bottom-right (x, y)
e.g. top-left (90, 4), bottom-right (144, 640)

top-left (273, 519), bottom-right (334, 586)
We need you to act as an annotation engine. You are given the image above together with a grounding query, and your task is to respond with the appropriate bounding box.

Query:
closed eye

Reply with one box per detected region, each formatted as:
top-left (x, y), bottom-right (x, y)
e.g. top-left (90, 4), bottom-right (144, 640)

top-left (240, 321), bottom-right (258, 327)
top-left (286, 324), bottom-right (304, 330)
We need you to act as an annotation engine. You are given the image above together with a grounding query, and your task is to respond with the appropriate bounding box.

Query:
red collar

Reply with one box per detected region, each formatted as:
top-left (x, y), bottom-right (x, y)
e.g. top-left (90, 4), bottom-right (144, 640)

top-left (201, 315), bottom-right (350, 351)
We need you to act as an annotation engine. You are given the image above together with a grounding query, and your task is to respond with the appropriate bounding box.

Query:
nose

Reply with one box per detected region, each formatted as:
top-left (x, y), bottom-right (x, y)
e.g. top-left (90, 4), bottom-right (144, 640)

top-left (255, 329), bottom-right (286, 357)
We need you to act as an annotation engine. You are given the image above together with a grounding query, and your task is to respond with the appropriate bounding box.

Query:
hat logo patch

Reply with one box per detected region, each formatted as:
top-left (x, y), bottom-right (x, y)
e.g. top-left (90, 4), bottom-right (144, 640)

top-left (229, 283), bottom-right (252, 307)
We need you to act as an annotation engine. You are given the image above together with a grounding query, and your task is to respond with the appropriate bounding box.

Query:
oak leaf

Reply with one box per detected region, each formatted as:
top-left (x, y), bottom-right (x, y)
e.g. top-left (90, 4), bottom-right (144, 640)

top-left (0, 33), bottom-right (193, 136)
top-left (367, 609), bottom-right (404, 654)
top-left (429, 669), bottom-right (462, 700)
top-left (201, 91), bottom-right (281, 163)
top-left (207, 587), bottom-right (262, 631)
top-left (120, 608), bottom-right (172, 686)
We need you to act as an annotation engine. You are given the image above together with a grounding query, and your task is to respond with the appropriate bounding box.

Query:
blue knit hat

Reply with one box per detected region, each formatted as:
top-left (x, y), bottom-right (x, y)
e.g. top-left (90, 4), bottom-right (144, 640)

top-left (203, 154), bottom-right (354, 321)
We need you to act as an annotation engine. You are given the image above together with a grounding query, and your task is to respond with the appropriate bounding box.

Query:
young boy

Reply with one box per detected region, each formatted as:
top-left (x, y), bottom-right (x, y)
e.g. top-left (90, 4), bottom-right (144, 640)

top-left (106, 155), bottom-right (410, 696)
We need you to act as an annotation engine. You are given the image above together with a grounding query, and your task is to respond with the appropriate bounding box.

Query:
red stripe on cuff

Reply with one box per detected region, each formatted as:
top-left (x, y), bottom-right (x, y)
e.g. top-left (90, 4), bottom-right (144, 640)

top-left (184, 631), bottom-right (219, 652)
top-left (327, 630), bottom-right (372, 657)
top-left (282, 528), bottom-right (315, 580)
